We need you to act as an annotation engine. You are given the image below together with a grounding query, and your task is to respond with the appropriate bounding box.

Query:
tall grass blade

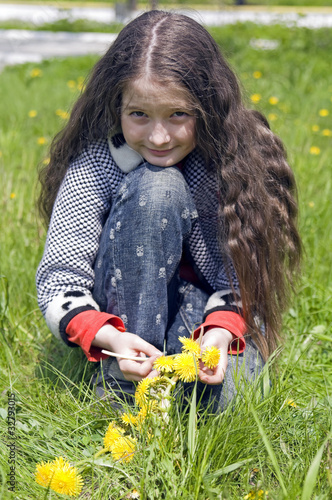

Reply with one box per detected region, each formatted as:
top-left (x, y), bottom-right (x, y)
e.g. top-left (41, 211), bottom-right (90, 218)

top-left (188, 380), bottom-right (197, 461)
top-left (205, 458), bottom-right (253, 479)
top-left (250, 404), bottom-right (287, 496)
top-left (301, 438), bottom-right (329, 500)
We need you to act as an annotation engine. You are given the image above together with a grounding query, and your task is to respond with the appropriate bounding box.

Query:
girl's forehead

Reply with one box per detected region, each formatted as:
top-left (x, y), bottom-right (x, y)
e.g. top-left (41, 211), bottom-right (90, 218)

top-left (122, 77), bottom-right (192, 110)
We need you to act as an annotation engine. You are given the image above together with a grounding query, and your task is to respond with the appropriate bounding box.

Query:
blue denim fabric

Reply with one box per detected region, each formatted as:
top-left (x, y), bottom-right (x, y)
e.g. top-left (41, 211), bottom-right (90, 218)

top-left (92, 162), bottom-right (264, 411)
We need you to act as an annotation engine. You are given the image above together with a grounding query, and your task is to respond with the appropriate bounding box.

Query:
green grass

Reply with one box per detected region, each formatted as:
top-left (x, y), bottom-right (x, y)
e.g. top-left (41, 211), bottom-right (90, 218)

top-left (0, 22), bottom-right (332, 499)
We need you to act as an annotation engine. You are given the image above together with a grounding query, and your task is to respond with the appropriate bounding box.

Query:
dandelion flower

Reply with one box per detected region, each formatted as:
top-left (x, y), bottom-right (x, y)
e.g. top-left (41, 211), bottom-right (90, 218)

top-left (287, 399), bottom-right (297, 408)
top-left (121, 412), bottom-right (138, 427)
top-left (173, 352), bottom-right (197, 382)
top-left (309, 146), bottom-right (320, 155)
top-left (104, 422), bottom-right (124, 450)
top-left (153, 355), bottom-right (175, 373)
top-left (179, 337), bottom-right (201, 358)
top-left (67, 80), bottom-right (77, 89)
top-left (322, 129), bottom-right (332, 136)
top-left (137, 401), bottom-right (158, 424)
top-left (268, 113), bottom-right (278, 122)
top-left (111, 436), bottom-right (136, 463)
top-left (50, 457), bottom-right (83, 497)
top-left (250, 94), bottom-right (261, 104)
top-left (253, 71), bottom-right (262, 79)
top-left (77, 76), bottom-right (85, 91)
top-left (56, 109), bottom-right (69, 120)
top-left (30, 68), bottom-right (42, 78)
top-left (28, 109), bottom-right (37, 118)
top-left (311, 124), bottom-right (320, 132)
top-left (135, 377), bottom-right (159, 407)
top-left (201, 346), bottom-right (220, 369)
top-left (10, 193), bottom-right (16, 199)
top-left (308, 201), bottom-right (315, 208)
top-left (37, 137), bottom-right (47, 145)
top-left (35, 460), bottom-right (54, 488)
top-left (319, 109), bottom-right (329, 117)
top-left (126, 489), bottom-right (140, 499)
top-left (268, 96), bottom-right (279, 105)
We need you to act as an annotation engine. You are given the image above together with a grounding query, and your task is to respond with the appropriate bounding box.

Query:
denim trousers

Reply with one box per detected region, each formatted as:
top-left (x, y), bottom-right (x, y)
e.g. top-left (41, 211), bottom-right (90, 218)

top-left (92, 163), bottom-right (264, 412)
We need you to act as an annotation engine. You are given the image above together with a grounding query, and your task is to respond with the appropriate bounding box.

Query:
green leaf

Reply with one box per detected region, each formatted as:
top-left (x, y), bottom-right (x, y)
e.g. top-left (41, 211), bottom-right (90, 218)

top-left (301, 438), bottom-right (329, 500)
top-left (205, 458), bottom-right (253, 479)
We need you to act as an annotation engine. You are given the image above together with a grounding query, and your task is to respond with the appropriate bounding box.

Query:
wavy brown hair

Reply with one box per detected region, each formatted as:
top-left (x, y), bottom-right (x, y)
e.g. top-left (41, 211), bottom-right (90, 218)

top-left (38, 10), bottom-right (302, 360)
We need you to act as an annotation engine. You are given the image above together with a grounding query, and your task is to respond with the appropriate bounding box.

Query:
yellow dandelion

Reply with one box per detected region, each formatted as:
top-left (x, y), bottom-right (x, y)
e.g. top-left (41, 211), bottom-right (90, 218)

top-left (287, 399), bottom-right (297, 408)
top-left (30, 68), bottom-right (42, 78)
top-left (35, 460), bottom-right (54, 488)
top-left (28, 109), bottom-right (37, 118)
top-left (77, 76), bottom-right (85, 91)
top-left (309, 146), bottom-right (320, 155)
top-left (173, 352), bottom-right (197, 382)
top-left (137, 400), bottom-right (158, 424)
top-left (10, 193), bottom-right (16, 199)
top-left (121, 412), bottom-right (138, 427)
top-left (103, 422), bottom-right (124, 451)
top-left (50, 457), bottom-right (83, 497)
top-left (268, 96), bottom-right (279, 105)
top-left (322, 129), bottom-right (332, 136)
top-left (201, 346), bottom-right (220, 369)
top-left (179, 337), bottom-right (201, 358)
top-left (308, 201), bottom-right (315, 208)
top-left (37, 137), bottom-right (47, 145)
top-left (153, 355), bottom-right (175, 373)
top-left (311, 124), bottom-right (320, 132)
top-left (253, 71), bottom-right (262, 79)
top-left (55, 109), bottom-right (69, 120)
top-left (135, 376), bottom-right (159, 407)
top-left (111, 436), bottom-right (136, 463)
top-left (250, 93), bottom-right (261, 104)
top-left (126, 489), bottom-right (140, 499)
top-left (67, 80), bottom-right (77, 89)
top-left (268, 113), bottom-right (278, 122)
top-left (319, 109), bottom-right (329, 117)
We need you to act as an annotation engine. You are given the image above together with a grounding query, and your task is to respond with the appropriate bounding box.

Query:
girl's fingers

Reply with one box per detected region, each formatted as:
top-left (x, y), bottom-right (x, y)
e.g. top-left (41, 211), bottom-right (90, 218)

top-left (118, 354), bottom-right (160, 381)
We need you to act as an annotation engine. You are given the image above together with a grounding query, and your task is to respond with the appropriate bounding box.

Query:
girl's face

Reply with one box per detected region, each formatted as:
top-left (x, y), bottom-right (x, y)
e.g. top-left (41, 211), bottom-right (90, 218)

top-left (121, 77), bottom-right (196, 167)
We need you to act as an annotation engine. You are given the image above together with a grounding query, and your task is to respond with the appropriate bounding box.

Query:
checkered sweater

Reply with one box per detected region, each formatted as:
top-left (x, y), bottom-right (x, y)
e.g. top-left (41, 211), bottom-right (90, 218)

top-left (36, 138), bottom-right (241, 342)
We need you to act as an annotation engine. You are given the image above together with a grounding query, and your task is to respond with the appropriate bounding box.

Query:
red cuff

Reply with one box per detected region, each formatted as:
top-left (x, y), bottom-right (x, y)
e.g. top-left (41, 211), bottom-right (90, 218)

top-left (66, 310), bottom-right (125, 362)
top-left (193, 311), bottom-right (246, 354)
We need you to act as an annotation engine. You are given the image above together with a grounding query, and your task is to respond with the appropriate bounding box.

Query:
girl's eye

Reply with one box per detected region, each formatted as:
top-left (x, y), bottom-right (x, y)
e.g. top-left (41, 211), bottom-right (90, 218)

top-left (172, 111), bottom-right (188, 117)
top-left (131, 111), bottom-right (146, 117)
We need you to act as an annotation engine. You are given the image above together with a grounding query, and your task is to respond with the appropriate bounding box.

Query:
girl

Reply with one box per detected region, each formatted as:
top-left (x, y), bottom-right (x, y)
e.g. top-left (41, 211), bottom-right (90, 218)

top-left (36, 10), bottom-right (301, 411)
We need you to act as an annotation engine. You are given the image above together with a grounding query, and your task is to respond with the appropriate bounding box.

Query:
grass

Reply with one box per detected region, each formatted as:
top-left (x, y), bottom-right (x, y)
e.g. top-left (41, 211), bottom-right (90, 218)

top-left (0, 22), bottom-right (332, 499)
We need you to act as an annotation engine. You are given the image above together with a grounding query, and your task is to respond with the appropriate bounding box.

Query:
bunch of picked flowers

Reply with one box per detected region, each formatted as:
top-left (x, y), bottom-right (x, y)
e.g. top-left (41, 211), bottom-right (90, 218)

top-left (34, 335), bottom-right (220, 497)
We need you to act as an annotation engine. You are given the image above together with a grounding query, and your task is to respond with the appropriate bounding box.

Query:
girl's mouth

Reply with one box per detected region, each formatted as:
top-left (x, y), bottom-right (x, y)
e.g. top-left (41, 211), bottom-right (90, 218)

top-left (147, 148), bottom-right (173, 156)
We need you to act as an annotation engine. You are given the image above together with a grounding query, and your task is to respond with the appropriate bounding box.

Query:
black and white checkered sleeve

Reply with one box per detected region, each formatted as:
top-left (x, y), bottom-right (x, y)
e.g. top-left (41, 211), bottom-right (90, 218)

top-left (36, 140), bottom-right (124, 341)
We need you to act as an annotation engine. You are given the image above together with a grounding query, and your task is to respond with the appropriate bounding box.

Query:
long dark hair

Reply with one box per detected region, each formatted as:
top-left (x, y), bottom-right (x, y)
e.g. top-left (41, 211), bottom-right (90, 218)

top-left (38, 10), bottom-right (301, 359)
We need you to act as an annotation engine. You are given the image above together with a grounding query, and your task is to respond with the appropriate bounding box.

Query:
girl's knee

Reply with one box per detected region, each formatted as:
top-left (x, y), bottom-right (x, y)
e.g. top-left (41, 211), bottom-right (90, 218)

top-left (128, 163), bottom-right (195, 213)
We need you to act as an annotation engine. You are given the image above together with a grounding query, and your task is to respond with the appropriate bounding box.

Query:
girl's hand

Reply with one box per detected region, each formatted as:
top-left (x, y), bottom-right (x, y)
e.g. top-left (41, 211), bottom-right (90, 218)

top-left (92, 324), bottom-right (162, 382)
top-left (198, 328), bottom-right (234, 385)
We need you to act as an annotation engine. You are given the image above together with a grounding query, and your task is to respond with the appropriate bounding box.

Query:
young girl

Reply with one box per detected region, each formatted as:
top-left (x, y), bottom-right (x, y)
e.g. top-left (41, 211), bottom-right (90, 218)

top-left (36, 10), bottom-right (301, 411)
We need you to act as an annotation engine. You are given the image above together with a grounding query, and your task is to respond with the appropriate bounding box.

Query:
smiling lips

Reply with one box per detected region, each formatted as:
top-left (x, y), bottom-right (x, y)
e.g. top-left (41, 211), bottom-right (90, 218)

top-left (147, 148), bottom-right (174, 156)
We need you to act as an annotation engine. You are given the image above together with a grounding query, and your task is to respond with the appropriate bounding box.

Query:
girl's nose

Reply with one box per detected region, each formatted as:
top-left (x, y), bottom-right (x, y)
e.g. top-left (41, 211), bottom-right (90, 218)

top-left (149, 122), bottom-right (171, 147)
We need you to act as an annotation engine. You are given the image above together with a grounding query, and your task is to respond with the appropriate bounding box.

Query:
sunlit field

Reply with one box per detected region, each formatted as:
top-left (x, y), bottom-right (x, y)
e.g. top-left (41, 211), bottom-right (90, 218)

top-left (0, 22), bottom-right (331, 499)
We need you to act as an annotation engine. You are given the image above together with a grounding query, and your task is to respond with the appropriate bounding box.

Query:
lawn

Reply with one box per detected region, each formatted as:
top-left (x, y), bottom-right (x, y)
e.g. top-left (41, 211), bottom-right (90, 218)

top-left (0, 22), bottom-right (331, 499)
